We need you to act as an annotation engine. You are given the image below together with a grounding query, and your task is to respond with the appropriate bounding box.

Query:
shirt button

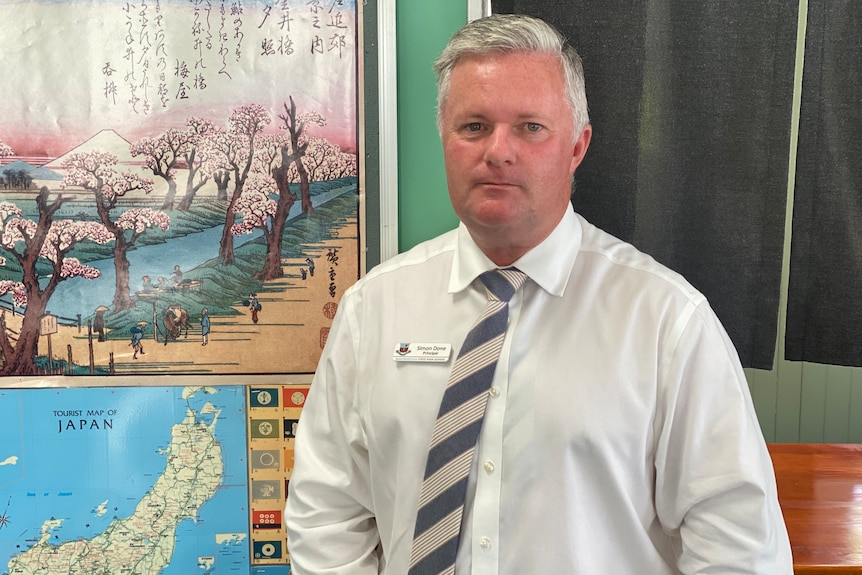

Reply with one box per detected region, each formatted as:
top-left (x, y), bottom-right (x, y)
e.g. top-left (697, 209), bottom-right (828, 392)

top-left (480, 537), bottom-right (492, 550)
top-left (489, 386), bottom-right (500, 398)
top-left (483, 460), bottom-right (495, 474)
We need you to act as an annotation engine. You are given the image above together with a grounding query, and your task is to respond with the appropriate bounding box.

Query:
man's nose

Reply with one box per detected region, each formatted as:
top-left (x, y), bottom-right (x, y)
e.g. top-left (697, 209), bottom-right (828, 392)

top-left (483, 126), bottom-right (516, 166)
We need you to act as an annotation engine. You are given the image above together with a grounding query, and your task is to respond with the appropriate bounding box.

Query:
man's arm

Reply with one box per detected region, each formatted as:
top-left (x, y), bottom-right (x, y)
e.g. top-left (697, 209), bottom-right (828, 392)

top-left (286, 305), bottom-right (380, 574)
top-left (653, 302), bottom-right (793, 574)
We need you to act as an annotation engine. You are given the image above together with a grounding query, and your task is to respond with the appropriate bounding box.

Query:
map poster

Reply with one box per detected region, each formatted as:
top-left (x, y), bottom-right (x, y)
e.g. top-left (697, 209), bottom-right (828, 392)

top-left (0, 385), bottom-right (254, 574)
top-left (0, 0), bottom-right (361, 379)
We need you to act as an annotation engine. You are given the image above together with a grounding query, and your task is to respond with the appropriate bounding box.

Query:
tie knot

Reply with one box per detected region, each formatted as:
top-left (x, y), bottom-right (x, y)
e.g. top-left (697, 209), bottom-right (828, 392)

top-left (479, 268), bottom-right (527, 302)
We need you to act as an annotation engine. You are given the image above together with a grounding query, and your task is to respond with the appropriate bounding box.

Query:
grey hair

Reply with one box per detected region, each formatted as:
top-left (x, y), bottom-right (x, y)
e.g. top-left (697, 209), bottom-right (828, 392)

top-left (433, 14), bottom-right (589, 137)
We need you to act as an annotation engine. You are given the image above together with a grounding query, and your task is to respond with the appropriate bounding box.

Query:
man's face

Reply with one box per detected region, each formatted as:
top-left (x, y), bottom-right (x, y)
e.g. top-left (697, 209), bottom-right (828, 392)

top-left (440, 51), bottom-right (591, 261)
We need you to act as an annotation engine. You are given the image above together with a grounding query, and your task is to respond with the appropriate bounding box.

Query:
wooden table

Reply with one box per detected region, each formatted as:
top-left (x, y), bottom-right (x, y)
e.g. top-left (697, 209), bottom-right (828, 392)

top-left (768, 443), bottom-right (862, 574)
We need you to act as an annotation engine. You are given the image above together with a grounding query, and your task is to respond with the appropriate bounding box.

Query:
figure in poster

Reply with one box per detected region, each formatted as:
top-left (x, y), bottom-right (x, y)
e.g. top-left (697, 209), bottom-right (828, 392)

top-left (93, 305), bottom-right (109, 342)
top-left (200, 308), bottom-right (210, 346)
top-left (305, 257), bottom-right (315, 276)
top-left (130, 323), bottom-right (146, 359)
top-left (156, 276), bottom-right (169, 291)
top-left (141, 276), bottom-right (155, 293)
top-left (249, 293), bottom-right (261, 324)
top-left (169, 265), bottom-right (183, 287)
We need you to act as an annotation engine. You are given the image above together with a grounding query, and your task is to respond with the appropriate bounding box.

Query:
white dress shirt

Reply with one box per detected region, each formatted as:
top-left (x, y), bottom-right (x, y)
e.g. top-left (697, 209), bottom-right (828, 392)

top-left (285, 206), bottom-right (793, 574)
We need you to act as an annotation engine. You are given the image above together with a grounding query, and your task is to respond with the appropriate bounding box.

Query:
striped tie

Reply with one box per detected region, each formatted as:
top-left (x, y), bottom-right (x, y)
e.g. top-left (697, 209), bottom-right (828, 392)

top-left (409, 267), bottom-right (528, 575)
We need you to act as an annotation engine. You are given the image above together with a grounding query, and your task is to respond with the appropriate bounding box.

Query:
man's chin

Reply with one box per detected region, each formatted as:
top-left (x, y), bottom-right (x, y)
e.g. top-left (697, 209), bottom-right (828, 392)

top-left (464, 199), bottom-right (522, 224)
top-left (467, 210), bottom-right (517, 228)
top-left (462, 215), bottom-right (523, 240)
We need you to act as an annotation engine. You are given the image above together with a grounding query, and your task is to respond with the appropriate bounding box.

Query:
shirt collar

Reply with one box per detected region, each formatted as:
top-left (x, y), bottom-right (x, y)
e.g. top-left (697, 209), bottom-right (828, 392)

top-left (449, 205), bottom-right (582, 297)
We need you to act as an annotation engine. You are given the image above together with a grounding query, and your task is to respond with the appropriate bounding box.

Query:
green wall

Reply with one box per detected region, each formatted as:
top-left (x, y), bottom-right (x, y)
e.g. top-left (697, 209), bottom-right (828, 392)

top-left (396, 1), bottom-right (462, 251)
top-left (392, 1), bottom-right (862, 443)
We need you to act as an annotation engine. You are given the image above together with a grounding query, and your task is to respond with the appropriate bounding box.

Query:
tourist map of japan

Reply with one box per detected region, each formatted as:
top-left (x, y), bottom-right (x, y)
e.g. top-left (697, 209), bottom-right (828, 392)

top-left (0, 385), bottom-right (294, 575)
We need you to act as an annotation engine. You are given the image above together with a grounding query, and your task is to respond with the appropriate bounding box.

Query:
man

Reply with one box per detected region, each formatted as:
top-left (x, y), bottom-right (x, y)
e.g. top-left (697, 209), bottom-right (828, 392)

top-left (286, 14), bottom-right (792, 574)
top-left (169, 264), bottom-right (183, 287)
top-left (93, 305), bottom-right (108, 342)
top-left (200, 308), bottom-right (210, 346)
top-left (129, 323), bottom-right (145, 359)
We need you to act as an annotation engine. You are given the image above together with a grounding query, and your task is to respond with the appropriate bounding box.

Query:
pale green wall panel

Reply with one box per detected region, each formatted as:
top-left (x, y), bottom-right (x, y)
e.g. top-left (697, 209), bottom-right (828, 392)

top-left (396, 0), bottom-right (462, 251)
top-left (754, 362), bottom-right (862, 444)
top-left (768, 364), bottom-right (798, 441)
top-left (848, 370), bottom-right (862, 442)
top-left (823, 365), bottom-right (853, 442)
top-left (798, 364), bottom-right (828, 442)
top-left (746, 368), bottom-right (778, 442)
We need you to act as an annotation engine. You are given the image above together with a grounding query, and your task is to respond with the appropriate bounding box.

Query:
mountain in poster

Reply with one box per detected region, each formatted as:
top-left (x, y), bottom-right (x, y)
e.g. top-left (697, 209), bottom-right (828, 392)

top-left (0, 160), bottom-right (63, 181)
top-left (44, 129), bottom-right (138, 170)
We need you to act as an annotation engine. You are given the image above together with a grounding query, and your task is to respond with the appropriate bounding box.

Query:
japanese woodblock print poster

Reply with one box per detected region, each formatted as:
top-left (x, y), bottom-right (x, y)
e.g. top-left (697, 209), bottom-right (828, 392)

top-left (0, 0), bottom-right (360, 378)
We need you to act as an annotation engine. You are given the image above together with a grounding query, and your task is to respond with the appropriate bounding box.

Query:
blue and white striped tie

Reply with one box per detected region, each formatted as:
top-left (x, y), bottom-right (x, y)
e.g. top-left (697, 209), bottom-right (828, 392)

top-left (409, 267), bottom-right (528, 575)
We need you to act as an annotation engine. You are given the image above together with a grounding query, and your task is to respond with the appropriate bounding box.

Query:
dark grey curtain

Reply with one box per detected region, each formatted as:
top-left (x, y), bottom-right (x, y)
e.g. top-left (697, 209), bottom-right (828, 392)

top-left (493, 1), bottom-right (797, 369)
top-left (785, 1), bottom-right (862, 366)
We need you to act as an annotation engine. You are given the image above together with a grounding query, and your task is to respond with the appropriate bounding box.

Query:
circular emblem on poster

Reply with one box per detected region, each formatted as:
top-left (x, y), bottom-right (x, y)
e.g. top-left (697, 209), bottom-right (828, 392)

top-left (323, 302), bottom-right (338, 320)
top-left (261, 543), bottom-right (276, 557)
top-left (258, 452), bottom-right (276, 467)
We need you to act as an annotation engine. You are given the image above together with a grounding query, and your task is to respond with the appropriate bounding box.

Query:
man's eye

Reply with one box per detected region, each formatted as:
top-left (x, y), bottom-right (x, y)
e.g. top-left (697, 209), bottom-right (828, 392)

top-left (525, 123), bottom-right (543, 132)
top-left (465, 123), bottom-right (482, 132)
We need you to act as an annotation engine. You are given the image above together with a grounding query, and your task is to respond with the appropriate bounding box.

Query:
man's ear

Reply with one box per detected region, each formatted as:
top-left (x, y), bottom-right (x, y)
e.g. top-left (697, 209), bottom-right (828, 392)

top-left (570, 124), bottom-right (592, 172)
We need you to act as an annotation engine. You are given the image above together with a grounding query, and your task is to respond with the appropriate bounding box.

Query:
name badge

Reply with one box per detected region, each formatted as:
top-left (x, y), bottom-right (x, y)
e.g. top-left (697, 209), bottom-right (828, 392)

top-left (393, 342), bottom-right (452, 363)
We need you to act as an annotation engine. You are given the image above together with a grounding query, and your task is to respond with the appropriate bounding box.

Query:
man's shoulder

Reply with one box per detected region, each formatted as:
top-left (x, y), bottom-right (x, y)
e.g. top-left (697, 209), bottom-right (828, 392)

top-left (576, 215), bottom-right (705, 305)
top-left (348, 229), bottom-right (457, 294)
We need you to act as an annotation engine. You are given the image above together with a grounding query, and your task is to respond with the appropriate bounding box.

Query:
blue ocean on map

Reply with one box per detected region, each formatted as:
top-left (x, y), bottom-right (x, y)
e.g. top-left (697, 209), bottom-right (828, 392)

top-left (0, 385), bottom-right (251, 575)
